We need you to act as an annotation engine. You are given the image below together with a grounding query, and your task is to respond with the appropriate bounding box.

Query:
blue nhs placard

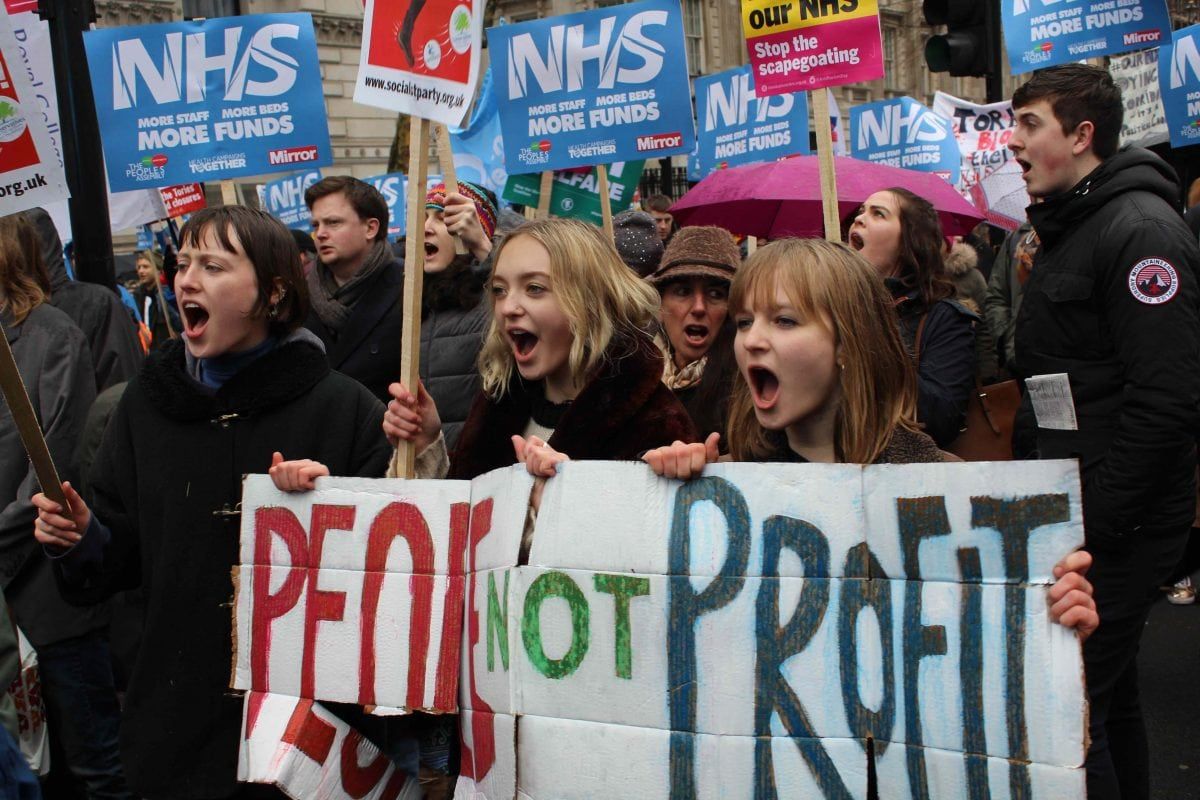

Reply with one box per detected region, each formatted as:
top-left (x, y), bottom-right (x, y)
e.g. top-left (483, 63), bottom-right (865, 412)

top-left (262, 170), bottom-right (321, 230)
top-left (1159, 24), bottom-right (1200, 149)
top-left (850, 96), bottom-right (960, 186)
top-left (84, 13), bottom-right (332, 191)
top-left (487, 0), bottom-right (695, 175)
top-left (1002, 0), bottom-right (1171, 75)
top-left (694, 65), bottom-right (809, 179)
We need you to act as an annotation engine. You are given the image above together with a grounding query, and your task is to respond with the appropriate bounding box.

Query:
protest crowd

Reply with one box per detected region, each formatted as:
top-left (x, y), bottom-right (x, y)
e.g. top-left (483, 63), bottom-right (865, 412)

top-left (0, 0), bottom-right (1198, 798)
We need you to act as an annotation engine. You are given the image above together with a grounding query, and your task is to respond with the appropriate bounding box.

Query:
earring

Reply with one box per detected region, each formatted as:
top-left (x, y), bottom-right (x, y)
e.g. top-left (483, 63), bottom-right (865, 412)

top-left (268, 304), bottom-right (279, 320)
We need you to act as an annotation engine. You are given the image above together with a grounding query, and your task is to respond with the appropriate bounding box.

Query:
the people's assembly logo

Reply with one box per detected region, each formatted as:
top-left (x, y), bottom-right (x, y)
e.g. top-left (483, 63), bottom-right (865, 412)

top-left (1128, 258), bottom-right (1179, 305)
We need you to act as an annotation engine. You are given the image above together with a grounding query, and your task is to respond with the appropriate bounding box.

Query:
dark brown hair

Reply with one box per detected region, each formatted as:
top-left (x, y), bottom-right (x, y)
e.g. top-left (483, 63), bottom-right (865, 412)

top-left (1012, 63), bottom-right (1123, 160)
top-left (178, 206), bottom-right (309, 335)
top-left (887, 187), bottom-right (955, 308)
top-left (304, 176), bottom-right (390, 243)
top-left (0, 215), bottom-right (48, 324)
top-left (644, 194), bottom-right (673, 214)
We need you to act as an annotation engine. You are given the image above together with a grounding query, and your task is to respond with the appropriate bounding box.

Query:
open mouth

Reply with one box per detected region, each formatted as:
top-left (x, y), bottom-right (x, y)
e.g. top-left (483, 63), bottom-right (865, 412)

top-left (1016, 158), bottom-right (1031, 175)
top-left (181, 301), bottom-right (210, 338)
top-left (425, 242), bottom-right (439, 258)
top-left (508, 328), bottom-right (538, 361)
top-left (683, 324), bottom-right (709, 346)
top-left (748, 366), bottom-right (780, 409)
top-left (848, 231), bottom-right (864, 250)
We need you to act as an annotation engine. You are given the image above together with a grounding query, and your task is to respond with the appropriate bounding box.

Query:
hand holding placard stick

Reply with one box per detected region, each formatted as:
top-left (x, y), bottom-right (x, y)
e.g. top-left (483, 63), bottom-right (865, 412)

top-left (390, 116), bottom-right (431, 479)
top-left (433, 122), bottom-right (468, 256)
top-left (0, 326), bottom-right (66, 509)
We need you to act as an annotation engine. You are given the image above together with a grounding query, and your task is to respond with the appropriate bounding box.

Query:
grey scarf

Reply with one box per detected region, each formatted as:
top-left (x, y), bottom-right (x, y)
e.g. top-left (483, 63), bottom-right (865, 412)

top-left (306, 240), bottom-right (393, 333)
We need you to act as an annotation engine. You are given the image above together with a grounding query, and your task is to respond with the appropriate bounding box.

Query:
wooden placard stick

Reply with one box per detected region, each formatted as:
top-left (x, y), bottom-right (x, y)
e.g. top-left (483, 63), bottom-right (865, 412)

top-left (746, 235), bottom-right (757, 255)
top-left (220, 180), bottom-right (239, 207)
top-left (0, 325), bottom-right (66, 508)
top-left (596, 164), bottom-right (614, 241)
top-left (537, 171), bottom-right (553, 218)
top-left (432, 123), bottom-right (467, 255)
top-left (811, 89), bottom-right (841, 242)
top-left (390, 115), bottom-right (431, 479)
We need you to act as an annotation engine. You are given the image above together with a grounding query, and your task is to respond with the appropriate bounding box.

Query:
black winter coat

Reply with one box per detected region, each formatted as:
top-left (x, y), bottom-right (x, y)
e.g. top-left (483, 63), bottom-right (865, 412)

top-left (1016, 147), bottom-right (1200, 543)
top-left (449, 335), bottom-right (698, 480)
top-left (0, 304), bottom-right (105, 647)
top-left (889, 279), bottom-right (978, 448)
top-left (53, 335), bottom-right (391, 799)
top-left (304, 258), bottom-right (405, 407)
top-left (419, 260), bottom-right (488, 449)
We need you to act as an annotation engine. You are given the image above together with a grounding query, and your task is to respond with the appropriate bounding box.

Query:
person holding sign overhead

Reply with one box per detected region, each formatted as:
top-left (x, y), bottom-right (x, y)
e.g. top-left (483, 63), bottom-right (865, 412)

top-left (1006, 63), bottom-right (1200, 800)
top-left (419, 181), bottom-right (498, 448)
top-left (31, 207), bottom-right (392, 799)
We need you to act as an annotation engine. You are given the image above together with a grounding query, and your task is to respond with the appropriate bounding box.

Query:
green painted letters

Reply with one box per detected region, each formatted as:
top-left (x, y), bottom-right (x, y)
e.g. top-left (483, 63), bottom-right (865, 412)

top-left (521, 571), bottom-right (589, 679)
top-left (593, 573), bottom-right (650, 679)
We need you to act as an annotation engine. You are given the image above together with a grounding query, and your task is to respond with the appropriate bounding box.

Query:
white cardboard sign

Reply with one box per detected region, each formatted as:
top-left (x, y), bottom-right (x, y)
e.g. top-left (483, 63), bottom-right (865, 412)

top-left (234, 461), bottom-right (1087, 799)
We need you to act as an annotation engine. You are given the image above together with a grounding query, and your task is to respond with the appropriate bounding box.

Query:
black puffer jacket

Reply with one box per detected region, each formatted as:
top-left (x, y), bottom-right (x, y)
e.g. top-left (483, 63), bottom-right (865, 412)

top-left (53, 333), bottom-right (391, 799)
top-left (1016, 147), bottom-right (1200, 543)
top-left (419, 257), bottom-right (488, 449)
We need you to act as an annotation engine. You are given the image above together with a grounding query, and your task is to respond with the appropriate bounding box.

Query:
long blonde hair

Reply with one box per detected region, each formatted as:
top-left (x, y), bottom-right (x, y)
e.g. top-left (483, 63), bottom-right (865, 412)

top-left (726, 238), bottom-right (919, 464)
top-left (0, 215), bottom-right (48, 325)
top-left (478, 218), bottom-right (660, 399)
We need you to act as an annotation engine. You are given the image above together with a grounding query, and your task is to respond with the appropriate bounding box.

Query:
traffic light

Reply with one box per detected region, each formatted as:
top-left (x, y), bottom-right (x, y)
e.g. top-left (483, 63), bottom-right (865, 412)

top-left (923, 0), bottom-right (997, 78)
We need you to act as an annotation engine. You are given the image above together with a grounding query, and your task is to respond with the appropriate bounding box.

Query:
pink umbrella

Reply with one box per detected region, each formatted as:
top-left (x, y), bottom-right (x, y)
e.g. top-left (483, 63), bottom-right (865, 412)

top-left (671, 156), bottom-right (987, 239)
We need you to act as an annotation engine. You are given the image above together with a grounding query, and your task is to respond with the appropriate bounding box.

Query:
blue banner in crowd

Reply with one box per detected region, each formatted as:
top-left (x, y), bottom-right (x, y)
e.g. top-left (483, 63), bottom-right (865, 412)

top-left (262, 170), bottom-right (321, 229)
top-left (361, 173), bottom-right (408, 239)
top-left (850, 96), bottom-right (960, 185)
top-left (694, 65), bottom-right (809, 179)
top-left (1002, 0), bottom-right (1171, 75)
top-left (1159, 24), bottom-right (1200, 149)
top-left (449, 67), bottom-right (509, 203)
top-left (487, 0), bottom-right (695, 174)
top-left (85, 13), bottom-right (333, 192)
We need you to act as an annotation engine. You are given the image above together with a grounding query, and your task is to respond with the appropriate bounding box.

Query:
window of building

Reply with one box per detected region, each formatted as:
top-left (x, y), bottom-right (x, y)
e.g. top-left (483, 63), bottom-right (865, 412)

top-left (683, 0), bottom-right (704, 76)
top-left (882, 25), bottom-right (898, 89)
top-left (183, 0), bottom-right (240, 19)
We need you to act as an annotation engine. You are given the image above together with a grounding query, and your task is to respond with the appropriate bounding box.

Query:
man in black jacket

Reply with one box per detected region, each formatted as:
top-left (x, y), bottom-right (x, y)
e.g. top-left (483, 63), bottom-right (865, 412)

top-left (1009, 64), bottom-right (1200, 800)
top-left (303, 176), bottom-right (403, 404)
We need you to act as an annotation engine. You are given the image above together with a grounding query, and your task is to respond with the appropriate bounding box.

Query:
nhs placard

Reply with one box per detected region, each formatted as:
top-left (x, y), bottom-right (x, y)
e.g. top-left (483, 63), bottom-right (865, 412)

top-left (850, 96), bottom-right (960, 185)
top-left (1159, 24), bottom-right (1200, 149)
top-left (694, 65), bottom-right (809, 179)
top-left (84, 13), bottom-right (332, 191)
top-left (487, 0), bottom-right (695, 175)
top-left (1003, 0), bottom-right (1171, 75)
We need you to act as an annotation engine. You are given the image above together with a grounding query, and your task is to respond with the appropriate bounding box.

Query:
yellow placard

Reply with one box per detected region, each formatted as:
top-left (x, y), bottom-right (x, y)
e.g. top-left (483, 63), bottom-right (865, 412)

top-left (741, 0), bottom-right (878, 37)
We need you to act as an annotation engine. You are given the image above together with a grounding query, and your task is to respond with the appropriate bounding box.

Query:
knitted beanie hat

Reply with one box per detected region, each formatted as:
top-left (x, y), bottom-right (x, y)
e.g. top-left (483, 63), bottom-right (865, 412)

top-left (648, 226), bottom-right (741, 286)
top-left (613, 210), bottom-right (664, 278)
top-left (426, 180), bottom-right (498, 240)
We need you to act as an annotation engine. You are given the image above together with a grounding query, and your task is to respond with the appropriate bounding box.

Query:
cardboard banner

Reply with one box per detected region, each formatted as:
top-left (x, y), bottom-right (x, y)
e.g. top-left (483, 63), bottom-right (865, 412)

top-left (261, 170), bottom-right (322, 230)
top-left (932, 91), bottom-right (1028, 229)
top-left (0, 5), bottom-right (67, 216)
top-left (740, 0), bottom-right (883, 97)
top-left (362, 173), bottom-right (408, 240)
top-left (235, 460), bottom-right (1087, 798)
top-left (1158, 24), bottom-right (1200, 150)
top-left (159, 183), bottom-right (207, 218)
top-left (1003, 0), bottom-right (1170, 75)
top-left (502, 161), bottom-right (643, 227)
top-left (84, 13), bottom-right (332, 192)
top-left (354, 0), bottom-right (482, 127)
top-left (849, 96), bottom-right (960, 185)
top-left (1111, 47), bottom-right (1169, 149)
top-left (448, 67), bottom-right (508, 202)
top-left (487, 0), bottom-right (695, 175)
top-left (239, 691), bottom-right (422, 799)
top-left (693, 65), bottom-right (809, 179)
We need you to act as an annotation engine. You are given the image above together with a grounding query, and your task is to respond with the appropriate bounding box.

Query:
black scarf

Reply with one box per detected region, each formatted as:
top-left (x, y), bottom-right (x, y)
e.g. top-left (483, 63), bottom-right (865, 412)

top-left (305, 240), bottom-right (394, 333)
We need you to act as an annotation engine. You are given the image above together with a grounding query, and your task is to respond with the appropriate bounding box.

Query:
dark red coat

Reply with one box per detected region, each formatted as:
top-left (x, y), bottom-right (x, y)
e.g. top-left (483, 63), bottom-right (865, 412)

top-left (449, 335), bottom-right (698, 479)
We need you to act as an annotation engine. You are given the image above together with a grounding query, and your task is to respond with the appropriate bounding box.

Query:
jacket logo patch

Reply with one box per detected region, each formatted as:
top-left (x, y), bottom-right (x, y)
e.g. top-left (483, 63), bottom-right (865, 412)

top-left (1128, 258), bottom-right (1178, 305)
